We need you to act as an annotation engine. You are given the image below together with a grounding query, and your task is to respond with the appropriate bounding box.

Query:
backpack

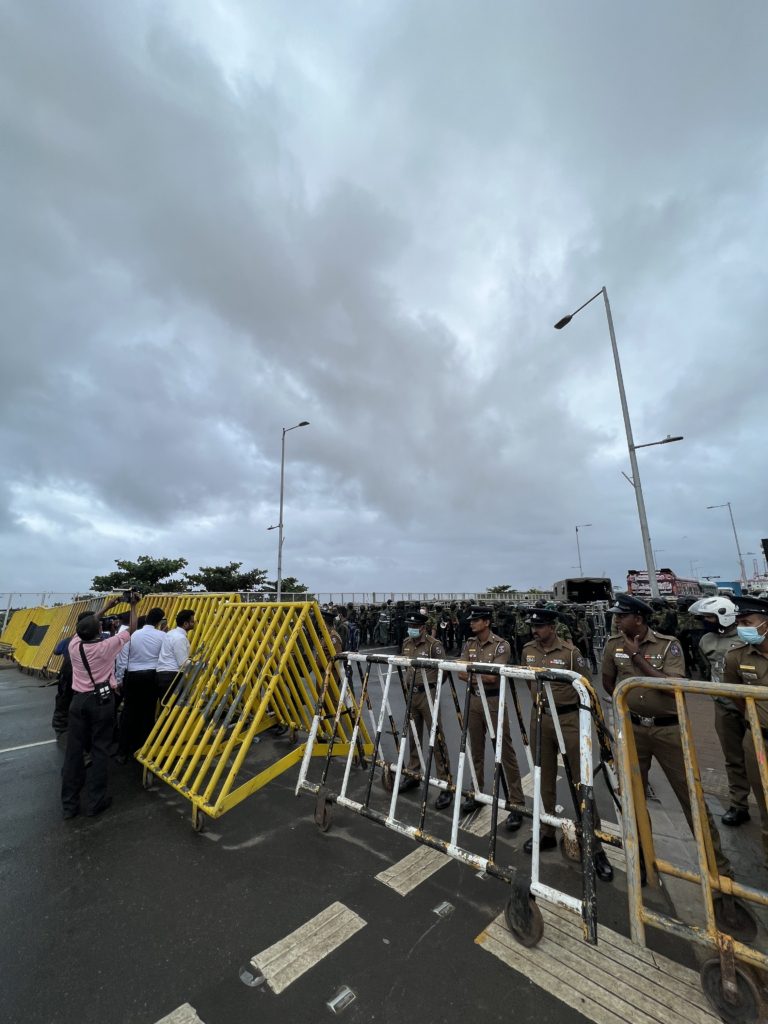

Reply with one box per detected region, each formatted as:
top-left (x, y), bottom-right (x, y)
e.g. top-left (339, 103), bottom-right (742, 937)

top-left (347, 620), bottom-right (360, 651)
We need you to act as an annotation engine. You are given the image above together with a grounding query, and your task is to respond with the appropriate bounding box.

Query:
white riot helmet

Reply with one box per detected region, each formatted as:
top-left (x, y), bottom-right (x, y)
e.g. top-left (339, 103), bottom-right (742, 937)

top-left (689, 596), bottom-right (737, 628)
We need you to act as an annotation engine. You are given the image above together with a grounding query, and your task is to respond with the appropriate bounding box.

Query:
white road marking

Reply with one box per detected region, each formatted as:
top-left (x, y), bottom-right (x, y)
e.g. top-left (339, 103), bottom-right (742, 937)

top-left (477, 902), bottom-right (719, 1024)
top-left (0, 738), bottom-right (56, 755)
top-left (153, 1004), bottom-right (206, 1024)
top-left (461, 804), bottom-right (494, 837)
top-left (376, 845), bottom-right (449, 895)
top-left (251, 902), bottom-right (366, 995)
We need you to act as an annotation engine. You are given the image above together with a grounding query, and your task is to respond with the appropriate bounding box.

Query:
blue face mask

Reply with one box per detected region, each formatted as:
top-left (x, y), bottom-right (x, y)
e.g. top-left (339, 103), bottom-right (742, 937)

top-left (737, 625), bottom-right (767, 645)
top-left (407, 627), bottom-right (421, 639)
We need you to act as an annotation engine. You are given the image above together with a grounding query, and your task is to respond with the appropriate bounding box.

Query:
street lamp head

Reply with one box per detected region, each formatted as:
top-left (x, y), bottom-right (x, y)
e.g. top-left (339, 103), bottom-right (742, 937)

top-left (554, 315), bottom-right (572, 330)
top-left (298, 420), bottom-right (310, 427)
top-left (661, 435), bottom-right (684, 444)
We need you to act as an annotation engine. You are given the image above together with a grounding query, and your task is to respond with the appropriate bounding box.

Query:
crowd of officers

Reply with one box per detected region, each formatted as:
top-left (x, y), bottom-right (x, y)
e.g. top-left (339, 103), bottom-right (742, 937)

top-left (325, 592), bottom-right (768, 884)
top-left (320, 597), bottom-right (604, 665)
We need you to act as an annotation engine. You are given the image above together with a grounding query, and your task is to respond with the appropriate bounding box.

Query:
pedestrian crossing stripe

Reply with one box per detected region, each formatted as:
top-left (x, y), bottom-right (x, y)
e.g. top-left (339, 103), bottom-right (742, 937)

top-left (154, 1004), bottom-right (206, 1024)
top-left (375, 845), bottom-right (449, 895)
top-left (476, 901), bottom-right (719, 1024)
top-left (250, 902), bottom-right (366, 994)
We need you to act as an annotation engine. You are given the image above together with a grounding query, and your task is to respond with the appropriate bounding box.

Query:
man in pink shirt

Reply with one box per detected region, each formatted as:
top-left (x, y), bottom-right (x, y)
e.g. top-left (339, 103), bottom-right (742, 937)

top-left (61, 591), bottom-right (140, 819)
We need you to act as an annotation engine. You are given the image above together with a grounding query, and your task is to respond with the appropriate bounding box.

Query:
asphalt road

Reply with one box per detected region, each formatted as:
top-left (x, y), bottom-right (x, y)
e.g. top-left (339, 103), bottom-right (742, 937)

top-left (0, 657), bottom-right (698, 1024)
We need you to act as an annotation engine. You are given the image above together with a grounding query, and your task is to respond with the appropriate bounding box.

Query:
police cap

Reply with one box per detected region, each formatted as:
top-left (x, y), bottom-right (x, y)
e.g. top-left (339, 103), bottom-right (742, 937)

top-left (405, 612), bottom-right (428, 626)
top-left (468, 605), bottom-right (493, 621)
top-left (733, 595), bottom-right (768, 619)
top-left (321, 607), bottom-right (336, 623)
top-left (529, 608), bottom-right (558, 625)
top-left (607, 593), bottom-right (654, 619)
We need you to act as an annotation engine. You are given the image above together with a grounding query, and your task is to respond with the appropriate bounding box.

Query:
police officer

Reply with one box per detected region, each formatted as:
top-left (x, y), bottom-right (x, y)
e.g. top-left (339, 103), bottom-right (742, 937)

top-left (602, 594), bottom-right (732, 879)
top-left (398, 612), bottom-right (452, 810)
top-left (321, 607), bottom-right (343, 656)
top-left (691, 596), bottom-right (750, 826)
top-left (724, 595), bottom-right (768, 861)
top-left (458, 606), bottom-right (525, 831)
top-left (521, 608), bottom-right (613, 881)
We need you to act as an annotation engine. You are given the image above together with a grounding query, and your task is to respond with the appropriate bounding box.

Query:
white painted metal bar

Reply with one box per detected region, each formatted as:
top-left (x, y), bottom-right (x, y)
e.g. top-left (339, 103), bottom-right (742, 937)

top-left (298, 655), bottom-right (606, 932)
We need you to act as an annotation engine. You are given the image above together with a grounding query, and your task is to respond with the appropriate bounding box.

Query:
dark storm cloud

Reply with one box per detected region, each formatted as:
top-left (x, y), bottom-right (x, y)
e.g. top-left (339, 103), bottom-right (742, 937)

top-left (1, 0), bottom-right (766, 594)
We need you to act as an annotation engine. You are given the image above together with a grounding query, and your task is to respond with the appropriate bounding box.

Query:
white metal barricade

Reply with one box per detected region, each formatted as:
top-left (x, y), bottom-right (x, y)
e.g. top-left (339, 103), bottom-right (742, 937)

top-left (296, 653), bottom-right (621, 946)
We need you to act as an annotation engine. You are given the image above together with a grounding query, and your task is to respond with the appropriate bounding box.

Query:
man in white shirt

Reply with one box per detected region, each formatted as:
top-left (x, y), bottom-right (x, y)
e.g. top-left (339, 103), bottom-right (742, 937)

top-left (155, 609), bottom-right (195, 699)
top-left (116, 606), bottom-right (166, 763)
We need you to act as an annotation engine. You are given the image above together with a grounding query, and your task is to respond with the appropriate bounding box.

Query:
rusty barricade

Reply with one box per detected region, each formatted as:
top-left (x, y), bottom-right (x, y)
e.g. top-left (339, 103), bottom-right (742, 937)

top-left (614, 675), bottom-right (768, 1023)
top-left (297, 653), bottom-right (620, 946)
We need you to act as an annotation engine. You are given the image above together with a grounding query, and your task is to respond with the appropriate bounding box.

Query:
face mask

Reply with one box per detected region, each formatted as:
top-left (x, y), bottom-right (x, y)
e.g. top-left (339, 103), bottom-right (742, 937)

top-left (737, 625), bottom-right (767, 645)
top-left (407, 628), bottom-right (421, 639)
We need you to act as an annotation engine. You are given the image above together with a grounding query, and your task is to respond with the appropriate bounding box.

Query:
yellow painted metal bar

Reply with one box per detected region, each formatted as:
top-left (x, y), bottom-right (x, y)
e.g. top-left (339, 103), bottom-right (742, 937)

top-left (176, 605), bottom-right (291, 790)
top-left (675, 689), bottom-right (719, 936)
top-left (135, 600), bottom-right (361, 824)
top-left (199, 605), bottom-right (307, 806)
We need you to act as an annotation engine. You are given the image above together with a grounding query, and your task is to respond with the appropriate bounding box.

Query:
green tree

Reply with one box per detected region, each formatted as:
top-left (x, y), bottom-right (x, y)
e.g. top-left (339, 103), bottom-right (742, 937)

top-left (486, 584), bottom-right (514, 594)
top-left (91, 555), bottom-right (188, 593)
top-left (184, 562), bottom-right (269, 592)
top-left (270, 576), bottom-right (313, 600)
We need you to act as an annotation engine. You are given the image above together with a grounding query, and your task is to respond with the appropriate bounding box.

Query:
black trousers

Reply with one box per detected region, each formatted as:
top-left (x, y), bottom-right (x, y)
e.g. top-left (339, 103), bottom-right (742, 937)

top-left (119, 669), bottom-right (157, 756)
top-left (155, 670), bottom-right (177, 701)
top-left (52, 667), bottom-right (73, 733)
top-left (61, 691), bottom-right (114, 814)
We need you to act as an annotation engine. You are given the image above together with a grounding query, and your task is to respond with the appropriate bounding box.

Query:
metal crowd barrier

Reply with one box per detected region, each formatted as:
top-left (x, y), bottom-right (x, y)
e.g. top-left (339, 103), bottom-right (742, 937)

top-left (297, 653), bottom-right (620, 946)
top-left (137, 601), bottom-right (372, 830)
top-left (614, 675), bottom-right (768, 1024)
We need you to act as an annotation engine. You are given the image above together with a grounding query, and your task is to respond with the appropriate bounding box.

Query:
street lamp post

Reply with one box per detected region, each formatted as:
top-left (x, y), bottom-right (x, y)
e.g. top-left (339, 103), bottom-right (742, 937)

top-left (575, 523), bottom-right (592, 577)
top-left (706, 502), bottom-right (747, 586)
top-left (555, 287), bottom-right (683, 600)
top-left (268, 421), bottom-right (310, 601)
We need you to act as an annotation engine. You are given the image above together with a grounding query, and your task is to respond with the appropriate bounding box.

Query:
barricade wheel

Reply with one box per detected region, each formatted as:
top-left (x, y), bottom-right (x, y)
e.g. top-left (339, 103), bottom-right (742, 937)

top-left (504, 891), bottom-right (544, 948)
top-left (314, 789), bottom-right (333, 832)
top-left (700, 958), bottom-right (761, 1024)
top-left (192, 808), bottom-right (206, 833)
top-left (714, 896), bottom-right (759, 944)
top-left (142, 769), bottom-right (154, 791)
top-left (381, 766), bottom-right (394, 792)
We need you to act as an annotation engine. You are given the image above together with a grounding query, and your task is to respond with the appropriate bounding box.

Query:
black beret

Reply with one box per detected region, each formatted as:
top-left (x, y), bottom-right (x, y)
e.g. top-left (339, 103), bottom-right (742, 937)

top-left (468, 606), bottom-right (493, 621)
top-left (607, 593), bottom-right (654, 619)
top-left (529, 608), bottom-right (558, 625)
top-left (733, 595), bottom-right (768, 618)
top-left (405, 612), bottom-right (428, 626)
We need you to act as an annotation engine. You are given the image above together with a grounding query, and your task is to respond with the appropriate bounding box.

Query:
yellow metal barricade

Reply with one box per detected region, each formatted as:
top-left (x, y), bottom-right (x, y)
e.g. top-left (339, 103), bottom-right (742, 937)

top-left (136, 601), bottom-right (373, 830)
top-left (0, 606), bottom-right (38, 657)
top-left (614, 675), bottom-right (768, 1023)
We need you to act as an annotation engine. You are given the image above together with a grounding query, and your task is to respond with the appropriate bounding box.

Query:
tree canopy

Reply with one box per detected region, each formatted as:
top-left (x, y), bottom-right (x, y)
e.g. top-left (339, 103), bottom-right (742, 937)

top-left (92, 555), bottom-right (188, 593)
top-left (184, 562), bottom-right (269, 592)
top-left (91, 555), bottom-right (310, 596)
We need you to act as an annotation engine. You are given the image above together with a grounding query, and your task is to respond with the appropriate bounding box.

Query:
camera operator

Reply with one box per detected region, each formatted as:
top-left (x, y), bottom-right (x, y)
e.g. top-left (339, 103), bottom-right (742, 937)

top-left (61, 591), bottom-right (140, 819)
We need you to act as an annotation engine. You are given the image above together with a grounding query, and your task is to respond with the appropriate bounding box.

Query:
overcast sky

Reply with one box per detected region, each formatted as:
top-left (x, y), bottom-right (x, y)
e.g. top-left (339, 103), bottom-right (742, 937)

top-left (1, 0), bottom-right (766, 597)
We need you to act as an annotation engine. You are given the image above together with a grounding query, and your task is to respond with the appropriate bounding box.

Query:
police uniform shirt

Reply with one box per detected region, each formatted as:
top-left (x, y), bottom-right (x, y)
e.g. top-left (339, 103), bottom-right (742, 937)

top-left (699, 630), bottom-right (743, 686)
top-left (602, 629), bottom-right (686, 716)
top-left (461, 631), bottom-right (510, 690)
top-left (723, 643), bottom-right (768, 729)
top-left (521, 636), bottom-right (591, 707)
top-left (401, 634), bottom-right (444, 687)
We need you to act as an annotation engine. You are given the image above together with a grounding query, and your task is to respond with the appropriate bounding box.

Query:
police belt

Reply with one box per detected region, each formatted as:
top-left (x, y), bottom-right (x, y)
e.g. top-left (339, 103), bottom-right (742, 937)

top-left (411, 682), bottom-right (436, 693)
top-left (630, 711), bottom-right (678, 728)
top-left (543, 702), bottom-right (579, 716)
top-left (470, 686), bottom-right (501, 697)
